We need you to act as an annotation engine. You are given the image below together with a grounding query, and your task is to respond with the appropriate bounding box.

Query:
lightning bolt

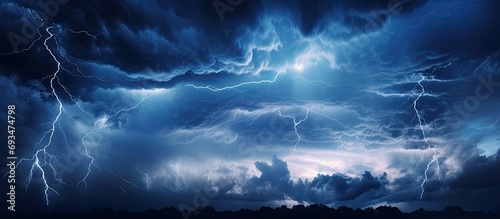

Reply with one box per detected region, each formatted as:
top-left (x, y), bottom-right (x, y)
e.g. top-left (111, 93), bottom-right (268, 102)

top-left (383, 0), bottom-right (479, 38)
top-left (4, 24), bottom-right (147, 205)
top-left (136, 168), bottom-right (153, 190)
top-left (276, 107), bottom-right (310, 157)
top-left (136, 157), bottom-right (191, 192)
top-left (1, 13), bottom-right (45, 55)
top-left (186, 72), bottom-right (282, 91)
top-left (20, 26), bottom-right (65, 205)
top-left (170, 158), bottom-right (185, 192)
top-left (294, 75), bottom-right (354, 92)
top-left (53, 32), bottom-right (106, 82)
top-left (76, 95), bottom-right (149, 192)
top-left (66, 28), bottom-right (113, 55)
top-left (413, 74), bottom-right (444, 199)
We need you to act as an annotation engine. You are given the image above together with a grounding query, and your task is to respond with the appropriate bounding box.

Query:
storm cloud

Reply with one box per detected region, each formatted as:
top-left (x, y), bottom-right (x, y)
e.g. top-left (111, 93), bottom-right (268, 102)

top-left (1, 0), bottom-right (500, 214)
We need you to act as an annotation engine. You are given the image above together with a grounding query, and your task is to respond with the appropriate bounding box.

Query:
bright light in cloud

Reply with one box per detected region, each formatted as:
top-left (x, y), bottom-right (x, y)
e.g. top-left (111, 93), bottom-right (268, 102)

top-left (294, 62), bottom-right (305, 71)
top-left (129, 88), bottom-right (170, 96)
top-left (291, 43), bottom-right (337, 73)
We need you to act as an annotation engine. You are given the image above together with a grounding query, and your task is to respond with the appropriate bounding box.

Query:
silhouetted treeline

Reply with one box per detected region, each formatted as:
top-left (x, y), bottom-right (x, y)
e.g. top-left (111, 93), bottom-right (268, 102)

top-left (6, 205), bottom-right (500, 219)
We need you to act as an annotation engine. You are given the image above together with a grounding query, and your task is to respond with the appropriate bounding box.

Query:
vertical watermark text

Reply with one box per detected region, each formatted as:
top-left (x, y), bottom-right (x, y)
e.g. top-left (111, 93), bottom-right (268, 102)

top-left (6, 105), bottom-right (17, 212)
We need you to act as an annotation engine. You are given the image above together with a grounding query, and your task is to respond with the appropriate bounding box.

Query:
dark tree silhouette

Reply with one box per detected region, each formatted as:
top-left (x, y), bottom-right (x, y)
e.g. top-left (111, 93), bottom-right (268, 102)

top-left (3, 205), bottom-right (500, 219)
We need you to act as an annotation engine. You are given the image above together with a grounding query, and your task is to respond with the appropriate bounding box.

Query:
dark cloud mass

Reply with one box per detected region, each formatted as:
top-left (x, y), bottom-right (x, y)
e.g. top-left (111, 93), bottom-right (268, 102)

top-left (1, 0), bottom-right (500, 214)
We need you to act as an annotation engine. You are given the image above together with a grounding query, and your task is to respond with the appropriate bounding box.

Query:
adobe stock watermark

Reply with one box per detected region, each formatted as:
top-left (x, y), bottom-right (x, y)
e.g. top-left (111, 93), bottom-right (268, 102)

top-left (7, 105), bottom-right (17, 212)
top-left (212, 0), bottom-right (243, 22)
top-left (452, 73), bottom-right (500, 120)
top-left (6, 0), bottom-right (71, 52)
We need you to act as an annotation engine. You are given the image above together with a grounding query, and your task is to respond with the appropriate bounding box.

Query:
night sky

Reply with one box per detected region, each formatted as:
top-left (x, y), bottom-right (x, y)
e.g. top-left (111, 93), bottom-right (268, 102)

top-left (1, 0), bottom-right (500, 213)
